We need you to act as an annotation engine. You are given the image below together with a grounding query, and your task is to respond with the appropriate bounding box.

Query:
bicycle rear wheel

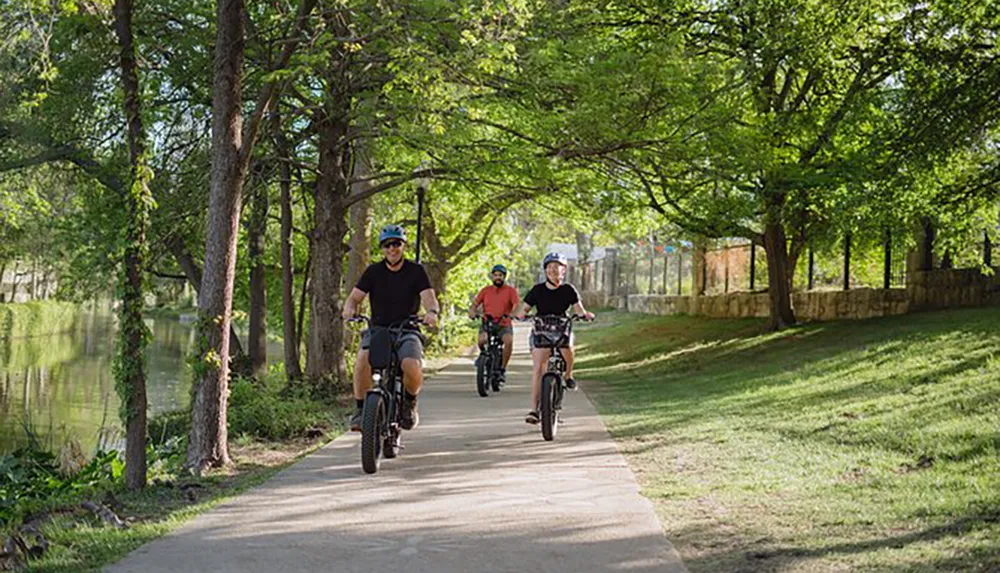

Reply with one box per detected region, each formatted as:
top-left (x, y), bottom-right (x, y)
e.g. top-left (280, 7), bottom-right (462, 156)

top-left (361, 392), bottom-right (384, 474)
top-left (540, 373), bottom-right (559, 441)
top-left (490, 347), bottom-right (503, 392)
top-left (384, 423), bottom-right (401, 459)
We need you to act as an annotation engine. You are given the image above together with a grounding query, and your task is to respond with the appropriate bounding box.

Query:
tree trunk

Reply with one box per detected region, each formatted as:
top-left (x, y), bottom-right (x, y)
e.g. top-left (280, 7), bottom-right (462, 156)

top-left (763, 195), bottom-right (796, 330)
top-left (304, 104), bottom-right (349, 391)
top-left (29, 259), bottom-right (37, 301)
top-left (425, 260), bottom-right (449, 301)
top-left (787, 235), bottom-right (806, 291)
top-left (920, 217), bottom-right (936, 271)
top-left (575, 232), bottom-right (591, 291)
top-left (247, 178), bottom-right (268, 378)
top-left (166, 236), bottom-right (245, 358)
top-left (0, 261), bottom-right (7, 303)
top-left (9, 261), bottom-right (18, 302)
top-left (188, 0), bottom-right (248, 473)
top-left (297, 253), bottom-right (310, 354)
top-left (113, 0), bottom-right (150, 491)
top-left (346, 180), bottom-right (373, 289)
top-left (274, 112), bottom-right (302, 381)
top-left (346, 198), bottom-right (371, 288)
top-left (692, 238), bottom-right (708, 295)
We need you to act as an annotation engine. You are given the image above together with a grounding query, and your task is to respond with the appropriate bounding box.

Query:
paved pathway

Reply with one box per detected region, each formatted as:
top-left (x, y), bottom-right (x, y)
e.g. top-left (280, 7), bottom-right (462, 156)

top-left (107, 325), bottom-right (687, 573)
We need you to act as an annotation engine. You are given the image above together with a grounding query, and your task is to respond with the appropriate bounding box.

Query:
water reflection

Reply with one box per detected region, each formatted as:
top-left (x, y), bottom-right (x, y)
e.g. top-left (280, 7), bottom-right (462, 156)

top-left (0, 311), bottom-right (270, 455)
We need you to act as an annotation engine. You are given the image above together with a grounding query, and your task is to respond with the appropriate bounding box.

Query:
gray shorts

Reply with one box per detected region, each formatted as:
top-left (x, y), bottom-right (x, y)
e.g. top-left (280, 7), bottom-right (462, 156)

top-left (480, 324), bottom-right (514, 338)
top-left (360, 329), bottom-right (423, 362)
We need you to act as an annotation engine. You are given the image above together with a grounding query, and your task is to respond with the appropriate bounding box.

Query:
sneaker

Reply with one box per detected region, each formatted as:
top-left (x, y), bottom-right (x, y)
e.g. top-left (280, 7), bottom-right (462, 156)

top-left (525, 410), bottom-right (539, 424)
top-left (497, 369), bottom-right (506, 386)
top-left (349, 409), bottom-right (363, 432)
top-left (565, 377), bottom-right (577, 390)
top-left (400, 396), bottom-right (420, 430)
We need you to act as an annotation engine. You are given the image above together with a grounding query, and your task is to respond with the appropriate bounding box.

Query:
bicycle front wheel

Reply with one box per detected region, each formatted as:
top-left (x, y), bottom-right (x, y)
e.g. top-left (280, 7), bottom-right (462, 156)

top-left (476, 354), bottom-right (491, 397)
top-left (540, 373), bottom-right (559, 441)
top-left (361, 392), bottom-right (385, 474)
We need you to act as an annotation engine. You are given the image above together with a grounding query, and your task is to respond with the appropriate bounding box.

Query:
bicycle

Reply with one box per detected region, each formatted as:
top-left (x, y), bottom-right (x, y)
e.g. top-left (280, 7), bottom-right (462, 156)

top-left (471, 314), bottom-right (510, 397)
top-left (346, 314), bottom-right (425, 474)
top-left (522, 314), bottom-right (591, 441)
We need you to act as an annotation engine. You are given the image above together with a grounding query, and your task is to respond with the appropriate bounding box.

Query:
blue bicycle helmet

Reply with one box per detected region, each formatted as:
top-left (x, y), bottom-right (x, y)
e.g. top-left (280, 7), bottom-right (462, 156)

top-left (542, 252), bottom-right (568, 268)
top-left (491, 264), bottom-right (508, 276)
top-left (378, 224), bottom-right (407, 245)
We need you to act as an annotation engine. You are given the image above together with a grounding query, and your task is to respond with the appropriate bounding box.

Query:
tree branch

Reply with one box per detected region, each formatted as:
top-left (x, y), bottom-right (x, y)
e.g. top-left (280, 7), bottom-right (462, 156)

top-left (339, 167), bottom-right (450, 208)
top-left (238, 0), bottom-right (318, 169)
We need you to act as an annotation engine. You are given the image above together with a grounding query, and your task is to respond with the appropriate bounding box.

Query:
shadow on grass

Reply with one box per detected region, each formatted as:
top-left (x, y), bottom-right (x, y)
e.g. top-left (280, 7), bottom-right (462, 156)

top-left (576, 307), bottom-right (1000, 572)
top-left (576, 308), bottom-right (1000, 438)
top-left (674, 506), bottom-right (1000, 573)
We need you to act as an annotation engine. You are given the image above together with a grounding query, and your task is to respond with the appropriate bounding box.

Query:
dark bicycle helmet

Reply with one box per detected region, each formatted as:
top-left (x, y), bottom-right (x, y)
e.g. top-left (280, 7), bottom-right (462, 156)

top-left (542, 252), bottom-right (568, 268)
top-left (491, 264), bottom-right (508, 276)
top-left (378, 224), bottom-right (407, 245)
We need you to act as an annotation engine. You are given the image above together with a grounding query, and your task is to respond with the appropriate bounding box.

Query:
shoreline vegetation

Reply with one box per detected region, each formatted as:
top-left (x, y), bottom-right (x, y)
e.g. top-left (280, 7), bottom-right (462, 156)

top-left (1, 370), bottom-right (350, 572)
top-left (0, 299), bottom-right (475, 572)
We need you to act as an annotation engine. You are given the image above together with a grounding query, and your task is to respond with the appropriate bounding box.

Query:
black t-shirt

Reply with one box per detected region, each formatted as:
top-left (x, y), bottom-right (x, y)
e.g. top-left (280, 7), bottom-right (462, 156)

top-left (523, 283), bottom-right (580, 316)
top-left (355, 259), bottom-right (432, 326)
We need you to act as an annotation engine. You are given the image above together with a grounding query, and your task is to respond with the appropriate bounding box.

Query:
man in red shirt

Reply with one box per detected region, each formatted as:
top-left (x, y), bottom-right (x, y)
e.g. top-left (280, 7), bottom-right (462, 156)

top-left (468, 264), bottom-right (519, 381)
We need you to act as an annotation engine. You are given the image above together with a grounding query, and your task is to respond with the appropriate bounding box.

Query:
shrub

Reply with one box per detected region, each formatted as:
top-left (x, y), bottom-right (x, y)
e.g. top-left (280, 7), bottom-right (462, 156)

top-left (227, 376), bottom-right (335, 440)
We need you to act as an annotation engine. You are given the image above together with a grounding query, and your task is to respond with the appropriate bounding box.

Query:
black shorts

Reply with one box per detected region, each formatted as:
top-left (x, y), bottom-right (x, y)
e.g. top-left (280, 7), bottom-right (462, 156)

top-left (529, 330), bottom-right (573, 350)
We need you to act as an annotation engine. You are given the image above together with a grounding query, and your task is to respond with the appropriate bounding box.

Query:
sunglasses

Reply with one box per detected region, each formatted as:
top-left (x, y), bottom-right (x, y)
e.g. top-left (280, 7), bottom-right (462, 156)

top-left (381, 240), bottom-right (403, 249)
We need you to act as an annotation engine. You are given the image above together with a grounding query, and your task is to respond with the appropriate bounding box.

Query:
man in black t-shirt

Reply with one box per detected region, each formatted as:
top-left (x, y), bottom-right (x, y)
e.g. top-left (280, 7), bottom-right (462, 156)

top-left (514, 252), bottom-right (595, 425)
top-left (342, 224), bottom-right (441, 432)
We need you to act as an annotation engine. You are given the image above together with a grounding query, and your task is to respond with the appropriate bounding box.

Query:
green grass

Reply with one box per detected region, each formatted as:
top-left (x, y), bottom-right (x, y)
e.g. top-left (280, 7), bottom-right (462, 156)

top-left (5, 365), bottom-right (352, 572)
top-left (574, 308), bottom-right (1000, 572)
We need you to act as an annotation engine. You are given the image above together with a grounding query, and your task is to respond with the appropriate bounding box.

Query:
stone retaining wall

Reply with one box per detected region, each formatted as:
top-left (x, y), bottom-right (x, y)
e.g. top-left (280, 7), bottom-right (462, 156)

top-left (611, 288), bottom-right (910, 321)
top-left (582, 267), bottom-right (998, 322)
top-left (907, 268), bottom-right (1000, 310)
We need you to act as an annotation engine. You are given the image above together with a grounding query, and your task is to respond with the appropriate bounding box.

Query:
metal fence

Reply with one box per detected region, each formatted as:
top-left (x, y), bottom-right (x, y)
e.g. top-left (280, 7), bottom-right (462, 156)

top-left (579, 228), bottom-right (995, 299)
top-left (574, 244), bottom-right (694, 297)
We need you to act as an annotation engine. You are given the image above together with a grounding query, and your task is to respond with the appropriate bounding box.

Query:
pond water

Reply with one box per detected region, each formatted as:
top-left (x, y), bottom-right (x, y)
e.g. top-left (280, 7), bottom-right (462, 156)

top-left (0, 310), bottom-right (279, 455)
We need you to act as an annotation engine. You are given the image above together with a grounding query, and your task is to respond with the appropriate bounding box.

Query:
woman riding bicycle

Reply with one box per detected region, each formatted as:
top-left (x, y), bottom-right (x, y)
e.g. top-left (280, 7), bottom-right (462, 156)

top-left (514, 252), bottom-right (595, 424)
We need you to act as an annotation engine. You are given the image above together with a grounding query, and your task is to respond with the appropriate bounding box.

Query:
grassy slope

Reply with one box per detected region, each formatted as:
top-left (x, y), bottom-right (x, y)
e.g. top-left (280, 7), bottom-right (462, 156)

top-left (574, 308), bottom-right (1000, 572)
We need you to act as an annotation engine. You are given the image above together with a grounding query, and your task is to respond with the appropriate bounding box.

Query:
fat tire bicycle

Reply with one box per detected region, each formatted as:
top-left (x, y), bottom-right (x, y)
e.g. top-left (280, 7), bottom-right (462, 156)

top-left (347, 315), bottom-right (424, 474)
top-left (471, 314), bottom-right (510, 397)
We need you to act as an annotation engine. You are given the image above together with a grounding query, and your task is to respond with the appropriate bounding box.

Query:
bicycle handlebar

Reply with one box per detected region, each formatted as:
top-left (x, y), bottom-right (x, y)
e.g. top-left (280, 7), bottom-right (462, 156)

top-left (515, 314), bottom-right (595, 322)
top-left (470, 313), bottom-right (513, 321)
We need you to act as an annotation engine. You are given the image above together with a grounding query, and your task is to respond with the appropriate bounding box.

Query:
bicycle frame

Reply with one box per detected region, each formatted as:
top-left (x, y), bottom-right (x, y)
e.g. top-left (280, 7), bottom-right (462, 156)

top-left (483, 316), bottom-right (505, 366)
top-left (367, 320), bottom-right (421, 425)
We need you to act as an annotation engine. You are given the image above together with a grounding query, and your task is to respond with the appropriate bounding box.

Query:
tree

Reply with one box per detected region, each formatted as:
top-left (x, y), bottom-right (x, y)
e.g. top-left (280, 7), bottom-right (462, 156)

top-left (187, 0), bottom-right (316, 472)
top-left (246, 165), bottom-right (269, 378)
top-left (468, 0), bottom-right (1000, 328)
top-left (273, 109), bottom-right (303, 381)
top-left (112, 0), bottom-right (155, 491)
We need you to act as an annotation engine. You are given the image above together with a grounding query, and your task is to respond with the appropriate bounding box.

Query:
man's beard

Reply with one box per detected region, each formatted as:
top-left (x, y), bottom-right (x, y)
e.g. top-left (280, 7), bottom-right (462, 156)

top-left (492, 279), bottom-right (504, 287)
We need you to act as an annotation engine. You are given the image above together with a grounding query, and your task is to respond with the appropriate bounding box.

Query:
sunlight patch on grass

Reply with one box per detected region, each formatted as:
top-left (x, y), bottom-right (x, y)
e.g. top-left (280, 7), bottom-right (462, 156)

top-left (577, 307), bottom-right (1000, 572)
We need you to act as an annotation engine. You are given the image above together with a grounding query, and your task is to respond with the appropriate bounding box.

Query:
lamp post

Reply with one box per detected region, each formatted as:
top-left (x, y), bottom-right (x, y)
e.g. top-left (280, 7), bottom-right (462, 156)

top-left (413, 163), bottom-right (430, 264)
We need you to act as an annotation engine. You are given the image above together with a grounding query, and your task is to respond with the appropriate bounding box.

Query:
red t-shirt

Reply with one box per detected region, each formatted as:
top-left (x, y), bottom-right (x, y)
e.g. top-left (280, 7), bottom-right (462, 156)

top-left (474, 284), bottom-right (520, 326)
